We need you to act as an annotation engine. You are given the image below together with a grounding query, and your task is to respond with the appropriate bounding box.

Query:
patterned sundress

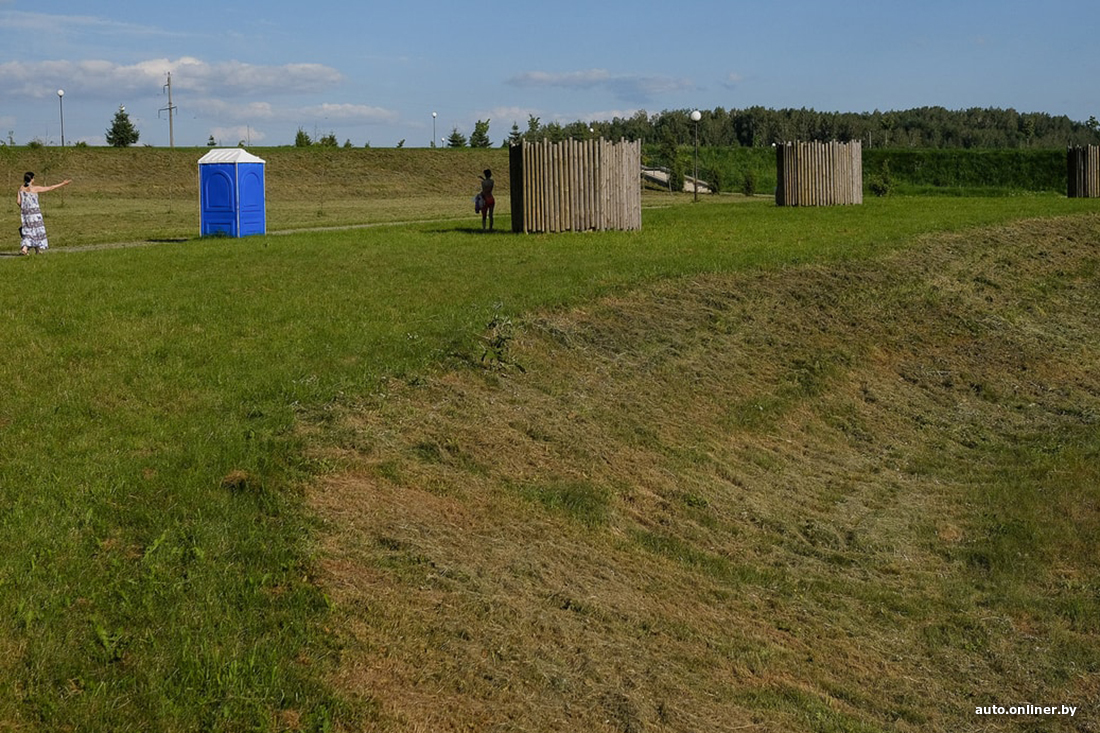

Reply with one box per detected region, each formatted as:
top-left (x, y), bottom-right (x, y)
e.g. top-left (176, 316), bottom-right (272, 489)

top-left (20, 189), bottom-right (48, 251)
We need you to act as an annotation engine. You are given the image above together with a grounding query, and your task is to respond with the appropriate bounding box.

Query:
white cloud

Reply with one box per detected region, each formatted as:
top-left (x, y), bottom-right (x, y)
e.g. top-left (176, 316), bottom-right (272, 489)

top-left (0, 57), bottom-right (343, 100)
top-left (190, 99), bottom-right (278, 120)
top-left (467, 107), bottom-right (642, 136)
top-left (299, 103), bottom-right (398, 124)
top-left (724, 72), bottom-right (745, 87)
top-left (510, 69), bottom-right (614, 89)
top-left (507, 68), bottom-right (694, 104)
top-left (582, 108), bottom-right (644, 123)
top-left (483, 107), bottom-right (540, 125)
top-left (192, 98), bottom-right (397, 126)
top-left (209, 125), bottom-right (267, 145)
top-left (0, 10), bottom-right (176, 38)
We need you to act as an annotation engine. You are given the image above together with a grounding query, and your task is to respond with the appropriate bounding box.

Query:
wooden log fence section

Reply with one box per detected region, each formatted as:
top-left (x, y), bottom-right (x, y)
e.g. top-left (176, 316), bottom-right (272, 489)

top-left (1067, 145), bottom-right (1100, 198)
top-left (509, 138), bottom-right (642, 233)
top-left (775, 141), bottom-right (863, 206)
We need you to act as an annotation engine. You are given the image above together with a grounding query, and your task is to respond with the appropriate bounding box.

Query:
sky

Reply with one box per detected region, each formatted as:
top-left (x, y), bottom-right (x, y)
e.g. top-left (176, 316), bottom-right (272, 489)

top-left (1, 0), bottom-right (1098, 148)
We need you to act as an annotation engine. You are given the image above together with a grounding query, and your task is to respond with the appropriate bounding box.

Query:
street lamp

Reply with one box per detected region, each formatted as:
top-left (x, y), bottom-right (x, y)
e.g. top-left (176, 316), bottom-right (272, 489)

top-left (57, 89), bottom-right (65, 146)
top-left (432, 112), bottom-right (437, 148)
top-left (690, 109), bottom-right (702, 202)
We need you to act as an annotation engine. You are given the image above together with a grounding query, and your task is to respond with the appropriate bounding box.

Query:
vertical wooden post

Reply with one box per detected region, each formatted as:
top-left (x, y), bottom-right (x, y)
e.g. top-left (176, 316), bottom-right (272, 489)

top-left (1068, 145), bottom-right (1100, 198)
top-left (513, 138), bottom-right (641, 233)
top-left (509, 144), bottom-right (524, 233)
top-left (775, 140), bottom-right (863, 206)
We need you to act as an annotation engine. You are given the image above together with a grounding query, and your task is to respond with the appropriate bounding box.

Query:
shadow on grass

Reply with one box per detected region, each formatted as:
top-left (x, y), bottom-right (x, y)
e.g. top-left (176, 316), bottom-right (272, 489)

top-left (428, 226), bottom-right (515, 235)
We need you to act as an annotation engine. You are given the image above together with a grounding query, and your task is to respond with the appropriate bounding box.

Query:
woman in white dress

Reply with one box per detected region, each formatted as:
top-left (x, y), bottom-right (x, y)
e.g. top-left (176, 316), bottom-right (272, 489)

top-left (17, 171), bottom-right (71, 255)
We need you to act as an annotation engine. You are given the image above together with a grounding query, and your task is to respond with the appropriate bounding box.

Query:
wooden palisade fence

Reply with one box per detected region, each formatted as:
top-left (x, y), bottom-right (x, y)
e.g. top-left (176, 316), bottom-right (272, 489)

top-left (775, 140), bottom-right (863, 206)
top-left (509, 138), bottom-right (642, 233)
top-left (1067, 145), bottom-right (1100, 198)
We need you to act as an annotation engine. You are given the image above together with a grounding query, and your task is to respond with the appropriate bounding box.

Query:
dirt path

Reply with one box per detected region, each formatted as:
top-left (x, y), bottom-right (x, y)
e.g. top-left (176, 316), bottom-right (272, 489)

top-left (2, 216), bottom-right (475, 258)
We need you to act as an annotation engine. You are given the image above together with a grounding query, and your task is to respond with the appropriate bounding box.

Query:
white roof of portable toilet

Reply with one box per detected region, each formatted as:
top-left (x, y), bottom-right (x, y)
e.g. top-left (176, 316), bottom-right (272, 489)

top-left (198, 148), bottom-right (266, 165)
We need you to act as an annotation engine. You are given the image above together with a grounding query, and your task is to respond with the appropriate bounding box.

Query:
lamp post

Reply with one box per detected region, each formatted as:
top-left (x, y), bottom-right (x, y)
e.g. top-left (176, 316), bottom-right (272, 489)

top-left (432, 112), bottom-right (437, 148)
top-left (57, 89), bottom-right (65, 146)
top-left (690, 109), bottom-right (702, 202)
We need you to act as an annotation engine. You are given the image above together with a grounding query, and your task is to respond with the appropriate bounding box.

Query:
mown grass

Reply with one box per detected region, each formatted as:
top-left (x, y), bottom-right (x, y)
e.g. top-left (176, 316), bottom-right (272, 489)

top-left (1, 146), bottom-right (513, 246)
top-left (0, 145), bottom-right (1083, 248)
top-left (312, 214), bottom-right (1099, 732)
top-left (0, 145), bottom-right (1098, 731)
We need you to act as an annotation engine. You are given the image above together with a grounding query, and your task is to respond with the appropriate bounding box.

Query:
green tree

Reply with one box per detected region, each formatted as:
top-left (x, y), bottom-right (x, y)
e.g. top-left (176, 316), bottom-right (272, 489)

top-left (507, 122), bottom-right (523, 147)
top-left (563, 121), bottom-right (592, 140)
top-left (447, 127), bottom-right (467, 148)
top-left (470, 119), bottom-right (491, 148)
top-left (525, 114), bottom-right (541, 139)
top-left (207, 135), bottom-right (216, 147)
top-left (105, 105), bottom-right (139, 147)
top-left (541, 121), bottom-right (565, 142)
top-left (880, 113), bottom-right (897, 147)
top-left (658, 130), bottom-right (683, 192)
top-left (294, 128), bottom-right (312, 147)
top-left (1020, 115), bottom-right (1036, 147)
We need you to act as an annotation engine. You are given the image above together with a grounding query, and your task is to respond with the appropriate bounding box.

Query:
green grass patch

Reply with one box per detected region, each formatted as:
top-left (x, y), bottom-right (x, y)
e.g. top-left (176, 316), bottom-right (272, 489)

top-left (517, 479), bottom-right (612, 527)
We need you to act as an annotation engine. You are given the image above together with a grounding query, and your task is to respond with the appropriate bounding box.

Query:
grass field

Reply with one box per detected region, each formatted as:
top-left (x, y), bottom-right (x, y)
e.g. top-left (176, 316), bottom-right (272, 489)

top-left (1, 147), bottom-right (514, 246)
top-left (0, 147), bottom-right (1097, 732)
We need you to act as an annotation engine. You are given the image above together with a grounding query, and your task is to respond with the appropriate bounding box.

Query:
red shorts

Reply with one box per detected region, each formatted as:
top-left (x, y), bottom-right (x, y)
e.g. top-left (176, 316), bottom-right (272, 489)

top-left (482, 194), bottom-right (495, 209)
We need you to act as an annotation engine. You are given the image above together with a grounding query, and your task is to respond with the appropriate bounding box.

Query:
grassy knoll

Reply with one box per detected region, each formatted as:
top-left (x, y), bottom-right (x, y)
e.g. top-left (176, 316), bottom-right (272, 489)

top-left (314, 213), bottom-right (1100, 732)
top-left (2, 145), bottom-right (1075, 249)
top-left (0, 146), bottom-right (513, 246)
top-left (0, 146), bottom-right (1097, 731)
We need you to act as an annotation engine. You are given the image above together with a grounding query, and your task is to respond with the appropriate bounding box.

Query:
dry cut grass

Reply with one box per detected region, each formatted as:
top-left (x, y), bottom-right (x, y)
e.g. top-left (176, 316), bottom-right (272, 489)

top-left (308, 216), bottom-right (1100, 732)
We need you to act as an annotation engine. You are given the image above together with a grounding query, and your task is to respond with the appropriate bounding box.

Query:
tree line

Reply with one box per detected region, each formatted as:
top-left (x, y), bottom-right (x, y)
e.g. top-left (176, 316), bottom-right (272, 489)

top-left (503, 106), bottom-right (1100, 150)
top-left (98, 102), bottom-right (1100, 150)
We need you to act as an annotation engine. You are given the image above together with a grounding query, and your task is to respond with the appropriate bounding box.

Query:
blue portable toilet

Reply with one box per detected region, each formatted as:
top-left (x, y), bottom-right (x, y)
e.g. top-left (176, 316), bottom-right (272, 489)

top-left (198, 148), bottom-right (266, 237)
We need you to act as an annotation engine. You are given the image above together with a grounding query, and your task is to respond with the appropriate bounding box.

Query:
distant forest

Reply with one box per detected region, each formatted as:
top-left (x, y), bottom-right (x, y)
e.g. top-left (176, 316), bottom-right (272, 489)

top-left (506, 107), bottom-right (1100, 149)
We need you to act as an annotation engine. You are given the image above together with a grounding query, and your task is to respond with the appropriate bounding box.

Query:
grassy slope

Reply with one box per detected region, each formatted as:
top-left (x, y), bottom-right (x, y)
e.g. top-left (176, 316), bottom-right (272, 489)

top-left (314, 216), bottom-right (1100, 732)
top-left (0, 146), bottom-right (513, 245)
top-left (0, 146), bottom-right (1097, 731)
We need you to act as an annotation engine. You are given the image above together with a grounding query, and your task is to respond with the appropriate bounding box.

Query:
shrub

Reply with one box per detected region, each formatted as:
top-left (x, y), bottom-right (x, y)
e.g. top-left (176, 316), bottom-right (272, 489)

top-left (741, 170), bottom-right (758, 197)
top-left (669, 159), bottom-right (685, 194)
top-left (707, 168), bottom-right (723, 194)
top-left (869, 160), bottom-right (892, 197)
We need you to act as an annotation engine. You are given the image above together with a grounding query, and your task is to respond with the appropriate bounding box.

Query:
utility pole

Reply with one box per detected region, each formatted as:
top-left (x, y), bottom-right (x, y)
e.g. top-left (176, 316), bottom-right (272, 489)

top-left (159, 72), bottom-right (177, 147)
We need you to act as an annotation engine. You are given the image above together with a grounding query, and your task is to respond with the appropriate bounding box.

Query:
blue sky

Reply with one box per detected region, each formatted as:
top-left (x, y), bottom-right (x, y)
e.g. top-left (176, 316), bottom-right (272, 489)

top-left (1, 0), bottom-right (1097, 148)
